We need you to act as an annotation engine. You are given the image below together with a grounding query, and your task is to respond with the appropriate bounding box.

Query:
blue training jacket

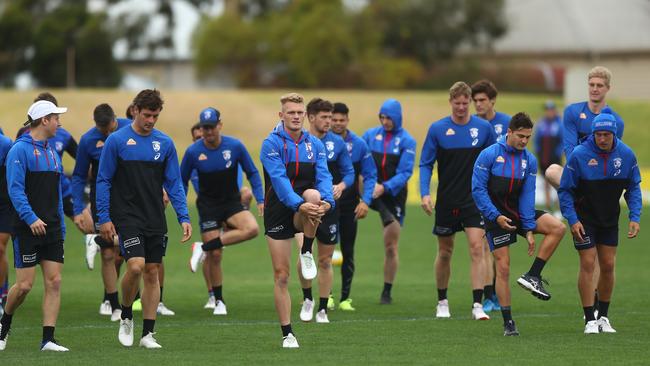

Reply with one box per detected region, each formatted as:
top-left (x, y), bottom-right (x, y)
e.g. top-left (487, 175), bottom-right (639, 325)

top-left (96, 125), bottom-right (190, 234)
top-left (483, 111), bottom-right (511, 140)
top-left (180, 135), bottom-right (264, 204)
top-left (319, 130), bottom-right (355, 193)
top-left (362, 99), bottom-right (416, 197)
top-left (472, 139), bottom-right (538, 231)
top-left (534, 115), bottom-right (563, 165)
top-left (338, 129), bottom-right (377, 209)
top-left (260, 122), bottom-right (334, 212)
top-left (6, 133), bottom-right (65, 237)
top-left (420, 115), bottom-right (497, 209)
top-left (558, 136), bottom-right (641, 227)
top-left (563, 103), bottom-right (624, 157)
top-left (0, 134), bottom-right (14, 209)
top-left (71, 118), bottom-right (131, 216)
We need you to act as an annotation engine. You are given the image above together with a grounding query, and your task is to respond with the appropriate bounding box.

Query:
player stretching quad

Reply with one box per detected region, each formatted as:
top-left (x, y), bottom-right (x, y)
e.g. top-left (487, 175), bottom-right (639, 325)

top-left (181, 107), bottom-right (264, 316)
top-left (260, 93), bottom-right (334, 348)
top-left (96, 89), bottom-right (191, 349)
top-left (472, 112), bottom-right (566, 336)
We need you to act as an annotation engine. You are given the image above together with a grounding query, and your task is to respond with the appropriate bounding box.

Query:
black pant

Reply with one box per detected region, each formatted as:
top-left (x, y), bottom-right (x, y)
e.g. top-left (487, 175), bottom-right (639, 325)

top-left (339, 212), bottom-right (358, 301)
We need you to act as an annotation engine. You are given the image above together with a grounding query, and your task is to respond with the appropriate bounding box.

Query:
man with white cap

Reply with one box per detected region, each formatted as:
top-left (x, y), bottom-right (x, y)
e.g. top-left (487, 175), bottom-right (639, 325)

top-left (0, 100), bottom-right (69, 352)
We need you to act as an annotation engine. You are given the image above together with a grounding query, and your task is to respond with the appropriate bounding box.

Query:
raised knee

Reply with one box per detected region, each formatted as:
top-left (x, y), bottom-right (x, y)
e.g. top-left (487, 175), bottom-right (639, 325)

top-left (553, 222), bottom-right (567, 238)
top-left (302, 189), bottom-right (321, 204)
top-left (247, 224), bottom-right (259, 239)
top-left (17, 280), bottom-right (33, 294)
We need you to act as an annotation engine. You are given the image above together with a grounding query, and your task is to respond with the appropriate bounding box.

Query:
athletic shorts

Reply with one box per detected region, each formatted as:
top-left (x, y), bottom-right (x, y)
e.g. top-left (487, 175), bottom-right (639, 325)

top-left (538, 157), bottom-right (562, 174)
top-left (0, 205), bottom-right (14, 234)
top-left (315, 208), bottom-right (340, 245)
top-left (573, 224), bottom-right (618, 250)
top-left (433, 205), bottom-right (484, 236)
top-left (370, 194), bottom-right (406, 227)
top-left (485, 210), bottom-right (546, 251)
top-left (63, 194), bottom-right (74, 219)
top-left (198, 201), bottom-right (246, 233)
top-left (12, 231), bottom-right (64, 268)
top-left (264, 202), bottom-right (300, 240)
top-left (118, 228), bottom-right (167, 264)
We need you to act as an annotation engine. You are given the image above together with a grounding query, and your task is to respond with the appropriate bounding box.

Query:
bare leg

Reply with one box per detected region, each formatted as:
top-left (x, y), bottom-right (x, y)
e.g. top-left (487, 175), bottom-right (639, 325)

top-left (596, 245), bottom-right (616, 302)
top-left (0, 233), bottom-right (9, 288)
top-left (435, 234), bottom-right (455, 290)
top-left (383, 221), bottom-right (400, 284)
top-left (121, 257), bottom-right (144, 308)
top-left (267, 237), bottom-right (292, 325)
top-left (493, 246), bottom-right (511, 308)
top-left (544, 164), bottom-right (563, 190)
top-left (3, 267), bottom-right (36, 314)
top-left (578, 248), bottom-right (597, 308)
top-left (142, 263), bottom-right (160, 321)
top-left (41, 260), bottom-right (63, 327)
top-left (101, 247), bottom-right (118, 294)
top-left (466, 227), bottom-right (486, 292)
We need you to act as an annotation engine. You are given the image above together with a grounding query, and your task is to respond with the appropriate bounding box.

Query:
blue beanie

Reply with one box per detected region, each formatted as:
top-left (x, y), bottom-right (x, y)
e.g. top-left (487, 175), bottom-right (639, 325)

top-left (591, 107), bottom-right (617, 134)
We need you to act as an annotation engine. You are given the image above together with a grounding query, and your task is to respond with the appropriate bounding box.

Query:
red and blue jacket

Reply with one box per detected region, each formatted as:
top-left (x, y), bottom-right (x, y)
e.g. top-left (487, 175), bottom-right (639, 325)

top-left (558, 137), bottom-right (641, 228)
top-left (472, 139), bottom-right (537, 231)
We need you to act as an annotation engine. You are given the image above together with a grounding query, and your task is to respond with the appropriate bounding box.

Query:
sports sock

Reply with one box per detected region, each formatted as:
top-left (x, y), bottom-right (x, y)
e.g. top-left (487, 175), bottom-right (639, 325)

top-left (501, 306), bottom-right (512, 324)
top-left (121, 305), bottom-right (133, 320)
top-left (484, 285), bottom-right (495, 300)
top-left (318, 297), bottom-right (328, 312)
top-left (382, 282), bottom-right (392, 296)
top-left (302, 287), bottom-right (313, 301)
top-left (281, 324), bottom-right (293, 337)
top-left (202, 237), bottom-right (223, 251)
top-left (598, 301), bottom-right (610, 319)
top-left (472, 289), bottom-right (483, 304)
top-left (142, 319), bottom-right (155, 337)
top-left (437, 288), bottom-right (448, 301)
top-left (0, 312), bottom-right (12, 340)
top-left (528, 257), bottom-right (547, 277)
top-left (107, 292), bottom-right (121, 310)
top-left (213, 286), bottom-right (223, 301)
top-left (159, 287), bottom-right (164, 302)
top-left (301, 236), bottom-right (315, 254)
top-left (208, 289), bottom-right (214, 297)
top-left (42, 326), bottom-right (55, 343)
top-left (103, 289), bottom-right (109, 302)
top-left (593, 291), bottom-right (600, 311)
top-left (583, 306), bottom-right (596, 323)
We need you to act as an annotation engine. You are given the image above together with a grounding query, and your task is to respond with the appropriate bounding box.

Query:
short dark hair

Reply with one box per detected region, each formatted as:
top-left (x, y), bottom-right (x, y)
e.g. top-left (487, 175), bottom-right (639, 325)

top-left (34, 92), bottom-right (58, 106)
top-left (125, 103), bottom-right (134, 119)
top-left (191, 122), bottom-right (201, 135)
top-left (132, 89), bottom-right (164, 112)
top-left (471, 80), bottom-right (498, 100)
top-left (509, 112), bottom-right (534, 131)
top-left (332, 102), bottom-right (349, 115)
top-left (93, 103), bottom-right (115, 128)
top-left (306, 98), bottom-right (333, 116)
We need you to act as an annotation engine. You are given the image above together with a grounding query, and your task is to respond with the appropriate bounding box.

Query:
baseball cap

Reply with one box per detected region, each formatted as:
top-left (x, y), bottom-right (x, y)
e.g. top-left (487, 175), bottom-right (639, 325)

top-left (24, 100), bottom-right (67, 126)
top-left (543, 100), bottom-right (556, 110)
top-left (199, 107), bottom-right (221, 126)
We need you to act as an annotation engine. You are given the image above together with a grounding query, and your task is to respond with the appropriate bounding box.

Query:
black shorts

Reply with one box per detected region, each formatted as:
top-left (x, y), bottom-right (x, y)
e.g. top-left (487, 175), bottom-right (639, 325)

top-left (198, 201), bottom-right (246, 233)
top-left (433, 205), bottom-right (484, 236)
top-left (0, 205), bottom-right (14, 234)
top-left (118, 228), bottom-right (167, 264)
top-left (370, 194), bottom-right (406, 227)
top-left (264, 203), bottom-right (300, 240)
top-left (573, 224), bottom-right (618, 250)
top-left (538, 157), bottom-right (562, 174)
top-left (12, 231), bottom-right (64, 268)
top-left (315, 208), bottom-right (340, 245)
top-left (485, 210), bottom-right (546, 251)
top-left (63, 195), bottom-right (74, 219)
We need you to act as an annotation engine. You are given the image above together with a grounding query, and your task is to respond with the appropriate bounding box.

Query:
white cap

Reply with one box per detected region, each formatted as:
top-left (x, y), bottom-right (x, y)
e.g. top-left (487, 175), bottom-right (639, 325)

top-left (25, 100), bottom-right (67, 126)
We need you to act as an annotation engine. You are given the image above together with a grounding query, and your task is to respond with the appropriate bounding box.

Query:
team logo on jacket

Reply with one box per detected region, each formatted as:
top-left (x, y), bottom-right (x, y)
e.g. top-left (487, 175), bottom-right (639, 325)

top-left (223, 149), bottom-right (232, 167)
top-left (127, 138), bottom-right (136, 146)
top-left (469, 128), bottom-right (479, 146)
top-left (494, 124), bottom-right (503, 136)
top-left (305, 142), bottom-right (313, 160)
top-left (613, 158), bottom-right (622, 169)
top-left (588, 158), bottom-right (598, 166)
top-left (152, 141), bottom-right (161, 152)
top-left (346, 142), bottom-right (353, 153)
top-left (446, 128), bottom-right (455, 136)
top-left (496, 156), bottom-right (505, 163)
top-left (55, 141), bottom-right (63, 152)
top-left (375, 134), bottom-right (383, 141)
top-left (521, 159), bottom-right (527, 169)
top-left (33, 148), bottom-right (41, 156)
top-left (579, 113), bottom-right (587, 119)
top-left (325, 141), bottom-right (335, 159)
top-left (198, 153), bottom-right (208, 161)
top-left (96, 140), bottom-right (104, 148)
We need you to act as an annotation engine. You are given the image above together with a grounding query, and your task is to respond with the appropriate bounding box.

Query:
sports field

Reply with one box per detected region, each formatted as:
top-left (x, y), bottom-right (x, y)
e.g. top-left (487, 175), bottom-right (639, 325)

top-left (1, 204), bottom-right (648, 364)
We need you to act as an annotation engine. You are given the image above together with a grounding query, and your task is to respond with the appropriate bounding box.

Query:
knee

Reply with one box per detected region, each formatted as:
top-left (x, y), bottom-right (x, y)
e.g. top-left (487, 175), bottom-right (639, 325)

top-left (599, 258), bottom-right (616, 274)
top-left (101, 249), bottom-right (115, 262)
top-left (302, 189), bottom-right (321, 204)
top-left (45, 274), bottom-right (62, 292)
top-left (209, 249), bottom-right (223, 263)
top-left (496, 261), bottom-right (510, 279)
top-left (437, 246), bottom-right (453, 262)
top-left (143, 267), bottom-right (159, 283)
top-left (246, 224), bottom-right (259, 239)
top-left (580, 260), bottom-right (596, 274)
top-left (128, 262), bottom-right (145, 277)
top-left (552, 222), bottom-right (567, 238)
top-left (385, 242), bottom-right (398, 258)
top-left (469, 242), bottom-right (484, 261)
top-left (319, 255), bottom-right (332, 270)
top-left (274, 269), bottom-right (290, 288)
top-left (16, 279), bottom-right (34, 295)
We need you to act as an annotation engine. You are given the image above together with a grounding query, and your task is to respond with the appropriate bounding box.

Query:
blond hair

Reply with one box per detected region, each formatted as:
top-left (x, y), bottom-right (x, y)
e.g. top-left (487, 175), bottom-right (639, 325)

top-left (280, 92), bottom-right (304, 105)
top-left (588, 66), bottom-right (612, 87)
top-left (449, 81), bottom-right (472, 100)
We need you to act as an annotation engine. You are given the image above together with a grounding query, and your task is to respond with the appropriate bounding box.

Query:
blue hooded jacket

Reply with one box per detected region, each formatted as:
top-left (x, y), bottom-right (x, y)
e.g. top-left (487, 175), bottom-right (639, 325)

top-left (362, 99), bottom-right (416, 198)
top-left (562, 104), bottom-right (624, 157)
top-left (338, 129), bottom-right (377, 209)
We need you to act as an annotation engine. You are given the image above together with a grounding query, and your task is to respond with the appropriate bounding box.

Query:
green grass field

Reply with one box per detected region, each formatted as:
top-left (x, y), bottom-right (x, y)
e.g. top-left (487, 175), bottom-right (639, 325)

top-left (2, 205), bottom-right (649, 365)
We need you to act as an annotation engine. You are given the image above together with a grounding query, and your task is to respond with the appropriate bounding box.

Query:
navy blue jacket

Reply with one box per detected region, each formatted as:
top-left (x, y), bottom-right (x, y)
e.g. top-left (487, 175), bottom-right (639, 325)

top-left (6, 134), bottom-right (65, 237)
top-left (71, 118), bottom-right (131, 216)
top-left (96, 125), bottom-right (190, 234)
top-left (483, 111), bottom-right (511, 140)
top-left (559, 137), bottom-right (641, 227)
top-left (338, 129), bottom-right (377, 210)
top-left (472, 139), bottom-right (538, 231)
top-left (260, 122), bottom-right (334, 212)
top-left (420, 115), bottom-right (497, 209)
top-left (180, 135), bottom-right (264, 206)
top-left (0, 134), bottom-right (13, 209)
top-left (563, 102), bottom-right (624, 157)
top-left (362, 99), bottom-right (416, 199)
top-left (534, 115), bottom-right (563, 165)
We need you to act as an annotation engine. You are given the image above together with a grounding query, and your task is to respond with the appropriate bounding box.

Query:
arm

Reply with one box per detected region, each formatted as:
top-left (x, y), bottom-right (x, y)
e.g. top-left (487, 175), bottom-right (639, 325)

top-left (624, 156), bottom-right (642, 224)
top-left (6, 148), bottom-right (39, 225)
top-left (71, 138), bottom-right (91, 216)
top-left (65, 136), bottom-right (78, 159)
top-left (419, 126), bottom-right (437, 198)
top-left (56, 153), bottom-right (66, 238)
top-left (162, 142), bottom-right (190, 224)
top-left (314, 141), bottom-right (335, 208)
top-left (260, 138), bottom-right (305, 211)
top-left (337, 142), bottom-right (355, 190)
top-left (557, 154), bottom-right (580, 226)
top-left (562, 107), bottom-right (578, 158)
top-left (96, 136), bottom-right (119, 225)
top-left (179, 148), bottom-right (194, 196)
top-left (359, 142), bottom-right (377, 205)
top-left (471, 149), bottom-right (501, 223)
top-left (238, 141), bottom-right (264, 203)
top-left (382, 136), bottom-right (415, 196)
top-left (518, 154), bottom-right (538, 231)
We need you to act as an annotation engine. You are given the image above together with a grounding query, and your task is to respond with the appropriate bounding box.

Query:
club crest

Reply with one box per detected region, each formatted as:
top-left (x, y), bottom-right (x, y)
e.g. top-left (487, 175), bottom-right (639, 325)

top-left (469, 128), bottom-right (479, 139)
top-left (494, 124), bottom-right (503, 136)
top-left (152, 140), bottom-right (161, 152)
top-left (613, 157), bottom-right (622, 169)
top-left (222, 149), bottom-right (231, 161)
top-left (325, 141), bottom-right (334, 151)
top-left (55, 141), bottom-right (63, 152)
